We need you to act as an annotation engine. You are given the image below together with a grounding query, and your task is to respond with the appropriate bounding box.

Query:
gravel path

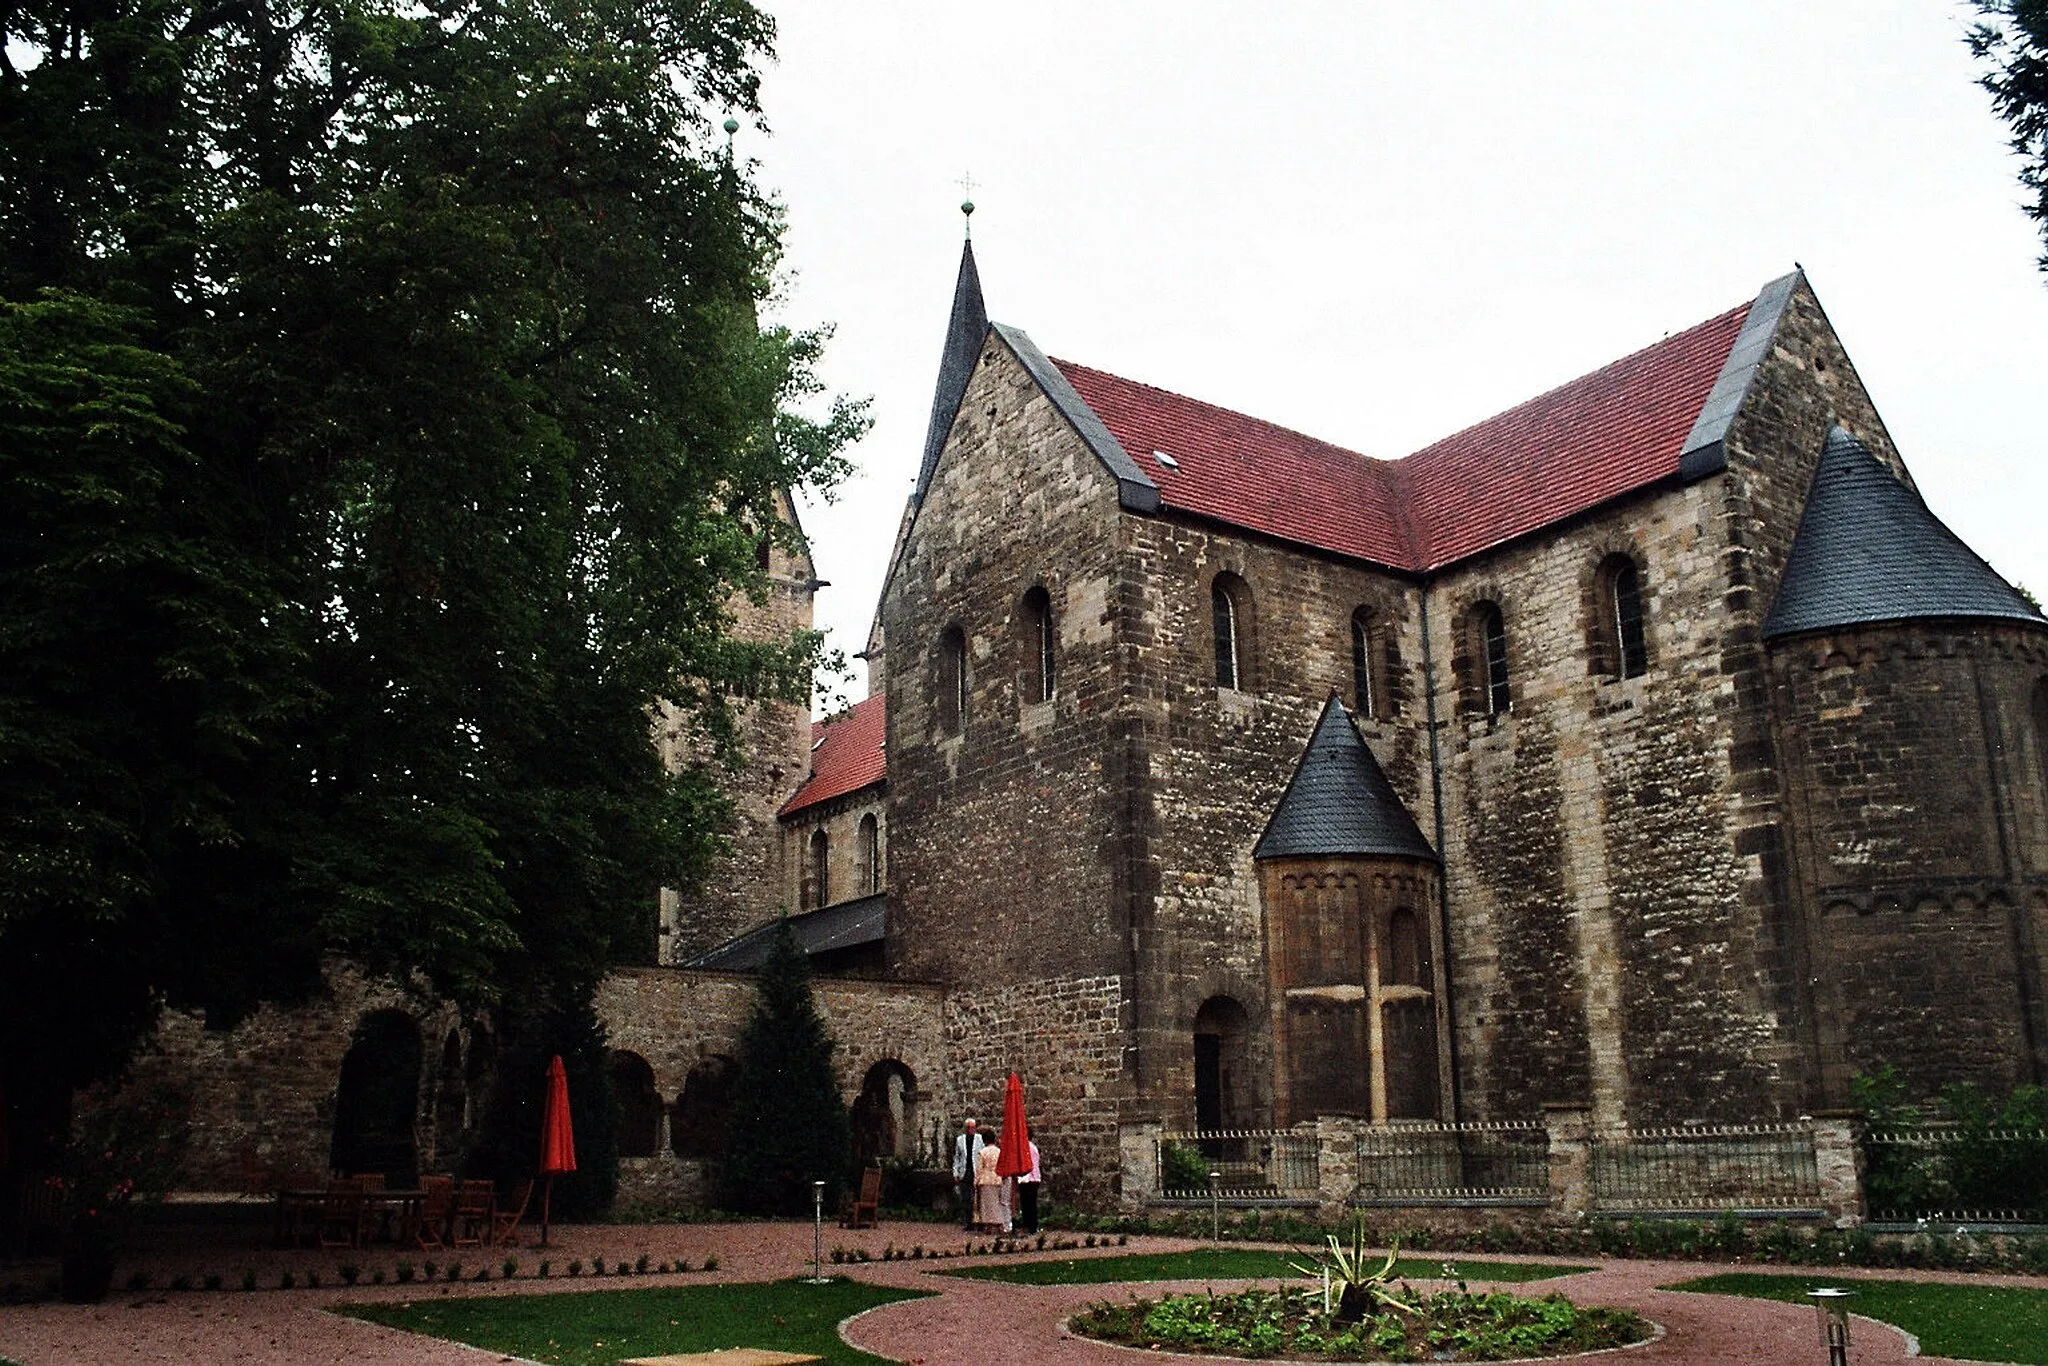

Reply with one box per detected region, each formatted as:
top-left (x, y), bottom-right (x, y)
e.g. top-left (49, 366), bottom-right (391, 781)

top-left (2, 1214), bottom-right (2042, 1364)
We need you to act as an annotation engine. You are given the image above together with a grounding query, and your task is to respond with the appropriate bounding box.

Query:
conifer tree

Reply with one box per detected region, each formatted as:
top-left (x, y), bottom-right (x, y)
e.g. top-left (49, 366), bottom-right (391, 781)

top-left (719, 921), bottom-right (852, 1215)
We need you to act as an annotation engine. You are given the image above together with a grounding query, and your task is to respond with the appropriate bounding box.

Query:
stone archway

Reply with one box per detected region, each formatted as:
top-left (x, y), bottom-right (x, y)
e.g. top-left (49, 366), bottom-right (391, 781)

top-left (330, 1010), bottom-right (423, 1184)
top-left (671, 1055), bottom-right (736, 1161)
top-left (610, 1050), bottom-right (663, 1159)
top-left (850, 1060), bottom-right (919, 1165)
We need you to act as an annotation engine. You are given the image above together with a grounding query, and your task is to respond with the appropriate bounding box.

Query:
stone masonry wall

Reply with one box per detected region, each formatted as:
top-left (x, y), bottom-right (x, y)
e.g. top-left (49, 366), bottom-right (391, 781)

top-left (129, 962), bottom-right (466, 1189)
top-left (779, 784), bottom-right (886, 912)
top-left (593, 967), bottom-right (949, 1207)
top-left (1117, 511), bottom-right (1425, 1128)
top-left (1712, 278), bottom-right (1907, 1110)
top-left (943, 974), bottom-right (1126, 1211)
top-left (1768, 623), bottom-right (2048, 1099)
top-left (1426, 476), bottom-right (1781, 1129)
top-left (881, 337), bottom-right (1134, 993)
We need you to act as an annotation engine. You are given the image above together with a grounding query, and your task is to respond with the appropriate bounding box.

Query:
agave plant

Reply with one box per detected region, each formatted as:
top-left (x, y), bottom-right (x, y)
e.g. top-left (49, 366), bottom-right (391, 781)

top-left (1289, 1220), bottom-right (1414, 1323)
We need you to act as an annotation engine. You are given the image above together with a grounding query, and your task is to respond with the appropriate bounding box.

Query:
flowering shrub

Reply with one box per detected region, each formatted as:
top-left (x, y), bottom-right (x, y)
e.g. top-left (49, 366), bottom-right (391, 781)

top-left (47, 1079), bottom-right (191, 1247)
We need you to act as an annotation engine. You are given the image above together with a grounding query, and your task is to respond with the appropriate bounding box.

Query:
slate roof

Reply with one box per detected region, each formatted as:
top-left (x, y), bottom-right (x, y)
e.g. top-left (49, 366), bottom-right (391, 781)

top-left (1762, 427), bottom-right (2041, 639)
top-left (1253, 698), bottom-right (1438, 862)
top-left (1052, 295), bottom-right (1754, 573)
top-left (913, 242), bottom-right (989, 506)
top-left (780, 693), bottom-right (886, 819)
top-left (685, 894), bottom-right (888, 971)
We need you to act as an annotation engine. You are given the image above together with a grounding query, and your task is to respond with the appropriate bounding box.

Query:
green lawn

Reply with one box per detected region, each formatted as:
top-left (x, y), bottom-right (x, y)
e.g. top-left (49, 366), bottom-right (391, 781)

top-left (337, 1278), bottom-right (929, 1365)
top-left (941, 1247), bottom-right (1587, 1286)
top-left (1668, 1272), bottom-right (2048, 1366)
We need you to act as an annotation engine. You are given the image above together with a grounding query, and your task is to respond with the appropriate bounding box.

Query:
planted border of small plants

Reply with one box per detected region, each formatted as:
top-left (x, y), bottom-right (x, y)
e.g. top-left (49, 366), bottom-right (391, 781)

top-left (1069, 1284), bottom-right (1649, 1362)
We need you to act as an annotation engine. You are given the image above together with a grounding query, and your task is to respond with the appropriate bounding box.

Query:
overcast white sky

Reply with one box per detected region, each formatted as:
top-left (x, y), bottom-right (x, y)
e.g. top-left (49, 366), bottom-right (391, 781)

top-left (751, 1), bottom-right (2048, 707)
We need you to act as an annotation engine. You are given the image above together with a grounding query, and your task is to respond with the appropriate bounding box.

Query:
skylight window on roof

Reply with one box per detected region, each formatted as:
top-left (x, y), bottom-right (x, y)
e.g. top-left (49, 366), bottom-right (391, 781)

top-left (1152, 449), bottom-right (1180, 469)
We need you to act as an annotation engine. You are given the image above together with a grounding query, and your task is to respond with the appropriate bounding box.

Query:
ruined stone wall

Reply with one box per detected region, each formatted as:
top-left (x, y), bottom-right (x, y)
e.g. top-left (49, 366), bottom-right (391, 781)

top-left (1426, 477), bottom-right (1782, 1129)
top-left (943, 974), bottom-right (1126, 1211)
top-left (130, 963), bottom-right (466, 1188)
top-left (1117, 512), bottom-right (1424, 1128)
top-left (778, 785), bottom-right (887, 912)
top-left (658, 509), bottom-right (816, 964)
top-left (1768, 623), bottom-right (2048, 1099)
top-left (880, 338), bottom-right (1133, 992)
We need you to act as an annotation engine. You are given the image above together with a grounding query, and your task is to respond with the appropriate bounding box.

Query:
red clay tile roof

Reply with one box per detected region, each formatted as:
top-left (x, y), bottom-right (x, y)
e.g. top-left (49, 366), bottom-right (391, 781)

top-left (1051, 300), bottom-right (1750, 573)
top-left (780, 692), bottom-right (886, 818)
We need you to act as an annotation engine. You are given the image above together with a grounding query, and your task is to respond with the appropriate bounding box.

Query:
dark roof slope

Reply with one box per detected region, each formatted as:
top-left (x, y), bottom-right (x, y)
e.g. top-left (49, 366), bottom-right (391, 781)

top-left (780, 693), bottom-right (886, 819)
top-left (1762, 427), bottom-right (2041, 639)
top-left (1050, 288), bottom-right (1764, 573)
top-left (1254, 698), bottom-right (1438, 862)
top-left (685, 895), bottom-right (888, 971)
top-left (913, 241), bottom-right (990, 505)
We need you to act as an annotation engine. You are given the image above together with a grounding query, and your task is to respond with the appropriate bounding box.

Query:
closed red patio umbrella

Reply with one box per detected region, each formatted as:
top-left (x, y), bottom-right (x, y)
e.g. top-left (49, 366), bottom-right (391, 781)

top-left (538, 1055), bottom-right (577, 1246)
top-left (996, 1071), bottom-right (1031, 1177)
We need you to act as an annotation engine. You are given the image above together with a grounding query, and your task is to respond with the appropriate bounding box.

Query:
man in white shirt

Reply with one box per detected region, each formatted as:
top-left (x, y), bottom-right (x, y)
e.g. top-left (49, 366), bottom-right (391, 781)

top-left (950, 1118), bottom-right (983, 1229)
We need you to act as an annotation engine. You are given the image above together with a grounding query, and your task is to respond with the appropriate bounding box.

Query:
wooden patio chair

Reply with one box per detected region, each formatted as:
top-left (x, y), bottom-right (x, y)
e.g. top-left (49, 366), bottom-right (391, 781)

top-left (488, 1179), bottom-right (533, 1247)
top-left (415, 1176), bottom-right (454, 1250)
top-left (841, 1166), bottom-right (882, 1229)
top-left (450, 1179), bottom-right (494, 1248)
top-left (315, 1181), bottom-right (365, 1250)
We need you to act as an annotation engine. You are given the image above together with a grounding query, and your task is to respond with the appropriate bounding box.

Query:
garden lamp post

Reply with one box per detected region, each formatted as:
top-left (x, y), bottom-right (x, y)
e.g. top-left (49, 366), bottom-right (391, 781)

top-left (1208, 1169), bottom-right (1221, 1244)
top-left (1807, 1288), bottom-right (1851, 1366)
top-left (808, 1180), bottom-right (830, 1283)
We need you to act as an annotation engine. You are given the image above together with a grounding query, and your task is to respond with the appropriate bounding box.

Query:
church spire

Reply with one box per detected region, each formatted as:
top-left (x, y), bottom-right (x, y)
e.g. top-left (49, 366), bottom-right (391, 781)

top-left (912, 232), bottom-right (990, 506)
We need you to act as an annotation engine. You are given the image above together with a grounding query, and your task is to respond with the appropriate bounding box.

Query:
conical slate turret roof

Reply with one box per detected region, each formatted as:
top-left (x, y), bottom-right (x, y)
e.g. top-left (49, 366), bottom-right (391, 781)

top-left (1762, 427), bottom-right (2041, 639)
top-left (1254, 698), bottom-right (1438, 862)
top-left (913, 239), bottom-right (989, 505)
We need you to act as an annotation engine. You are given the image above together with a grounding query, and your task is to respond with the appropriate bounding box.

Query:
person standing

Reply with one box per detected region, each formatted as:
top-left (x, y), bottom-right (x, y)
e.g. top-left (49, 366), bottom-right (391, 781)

top-left (951, 1119), bottom-right (983, 1230)
top-left (974, 1134), bottom-right (1006, 1232)
top-left (1016, 1136), bottom-right (1042, 1234)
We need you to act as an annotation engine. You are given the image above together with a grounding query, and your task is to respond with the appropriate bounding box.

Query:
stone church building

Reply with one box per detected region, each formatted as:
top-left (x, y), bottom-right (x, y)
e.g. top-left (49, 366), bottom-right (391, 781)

top-left (135, 243), bottom-right (2048, 1212)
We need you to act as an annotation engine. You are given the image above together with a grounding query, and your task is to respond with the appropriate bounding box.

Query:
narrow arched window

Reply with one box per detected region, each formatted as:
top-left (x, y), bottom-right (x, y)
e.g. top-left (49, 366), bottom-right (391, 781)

top-left (806, 828), bottom-right (829, 910)
top-left (1608, 559), bottom-right (1648, 679)
top-left (937, 626), bottom-right (967, 736)
top-left (2031, 680), bottom-right (2048, 798)
top-left (1020, 586), bottom-right (1055, 704)
top-left (856, 813), bottom-right (880, 895)
top-left (1477, 602), bottom-right (1510, 716)
top-left (1212, 573), bottom-right (1251, 690)
top-left (1350, 608), bottom-right (1377, 719)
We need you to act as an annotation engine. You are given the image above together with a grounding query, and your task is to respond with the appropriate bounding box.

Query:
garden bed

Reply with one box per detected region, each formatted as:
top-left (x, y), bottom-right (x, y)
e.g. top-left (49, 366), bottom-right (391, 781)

top-left (1069, 1284), bottom-right (1649, 1362)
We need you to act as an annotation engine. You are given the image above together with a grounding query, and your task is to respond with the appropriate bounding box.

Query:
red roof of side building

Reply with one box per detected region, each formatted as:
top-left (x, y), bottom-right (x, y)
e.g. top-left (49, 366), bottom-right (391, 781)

top-left (1051, 300), bottom-right (1749, 573)
top-left (780, 692), bottom-right (886, 818)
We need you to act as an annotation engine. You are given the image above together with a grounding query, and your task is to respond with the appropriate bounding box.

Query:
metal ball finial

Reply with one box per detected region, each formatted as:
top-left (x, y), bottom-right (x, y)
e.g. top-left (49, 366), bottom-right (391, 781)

top-left (723, 116), bottom-right (739, 135)
top-left (960, 198), bottom-right (975, 218)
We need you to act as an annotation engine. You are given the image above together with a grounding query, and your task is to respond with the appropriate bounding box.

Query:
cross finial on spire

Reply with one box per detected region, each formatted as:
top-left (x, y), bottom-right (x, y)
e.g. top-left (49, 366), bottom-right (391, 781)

top-left (958, 172), bottom-right (976, 238)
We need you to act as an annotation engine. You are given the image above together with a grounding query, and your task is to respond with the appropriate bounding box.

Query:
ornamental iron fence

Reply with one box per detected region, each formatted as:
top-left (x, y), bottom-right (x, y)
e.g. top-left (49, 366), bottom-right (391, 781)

top-left (1353, 1121), bottom-right (1549, 1204)
top-left (1862, 1126), bottom-right (2048, 1223)
top-left (1157, 1129), bottom-right (1320, 1199)
top-left (1591, 1123), bottom-right (1820, 1212)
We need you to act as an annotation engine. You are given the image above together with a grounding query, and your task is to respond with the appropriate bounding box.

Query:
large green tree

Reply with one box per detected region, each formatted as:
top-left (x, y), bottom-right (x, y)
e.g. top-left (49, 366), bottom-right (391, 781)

top-left (719, 920), bottom-right (852, 1215)
top-left (1971, 1), bottom-right (2048, 271)
top-left (0, 0), bottom-right (858, 1166)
